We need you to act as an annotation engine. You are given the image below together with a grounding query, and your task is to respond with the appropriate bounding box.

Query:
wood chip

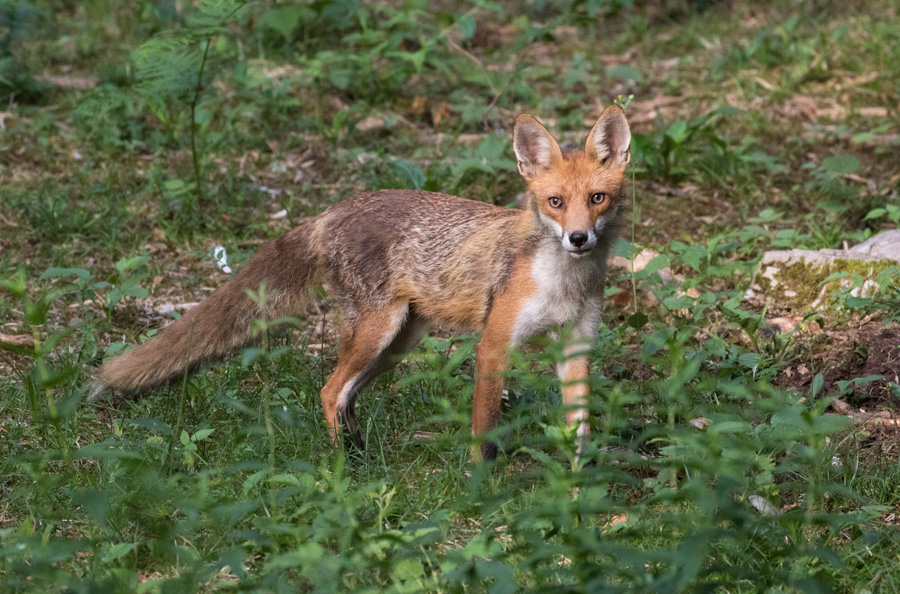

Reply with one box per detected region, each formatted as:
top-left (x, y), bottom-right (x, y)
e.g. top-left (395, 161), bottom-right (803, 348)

top-left (602, 514), bottom-right (628, 530)
top-left (858, 106), bottom-right (889, 117)
top-left (35, 74), bottom-right (98, 89)
top-left (843, 173), bottom-right (877, 192)
top-left (355, 116), bottom-right (385, 132)
top-left (754, 76), bottom-right (777, 91)
top-left (690, 417), bottom-right (711, 429)
top-left (411, 431), bottom-right (441, 441)
top-left (831, 399), bottom-right (853, 414)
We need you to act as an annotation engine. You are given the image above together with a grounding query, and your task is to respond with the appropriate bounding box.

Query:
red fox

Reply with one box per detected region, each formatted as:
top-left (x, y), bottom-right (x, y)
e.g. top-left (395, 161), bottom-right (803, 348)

top-left (94, 106), bottom-right (631, 461)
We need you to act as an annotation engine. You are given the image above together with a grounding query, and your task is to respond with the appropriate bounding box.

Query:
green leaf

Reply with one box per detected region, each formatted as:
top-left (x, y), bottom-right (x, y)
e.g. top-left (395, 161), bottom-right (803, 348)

top-left (24, 298), bottom-right (51, 325)
top-left (665, 120), bottom-right (690, 144)
top-left (390, 159), bottom-right (426, 190)
top-left (101, 542), bottom-right (134, 565)
top-left (125, 287), bottom-right (148, 299)
top-left (115, 255), bottom-right (151, 273)
top-left (821, 154), bottom-right (859, 174)
top-left (811, 373), bottom-right (824, 398)
top-left (268, 473), bottom-right (315, 488)
top-left (39, 267), bottom-right (92, 282)
top-left (191, 428), bottom-right (215, 442)
top-left (680, 245), bottom-right (707, 271)
top-left (846, 296), bottom-right (873, 308)
top-left (710, 420), bottom-right (752, 434)
top-left (394, 558), bottom-right (426, 581)
top-left (74, 444), bottom-right (144, 461)
top-left (626, 312), bottom-right (648, 329)
top-left (242, 469), bottom-right (268, 497)
top-left (641, 254), bottom-right (670, 277)
top-left (266, 544), bottom-right (323, 569)
top-left (260, 5), bottom-right (313, 39)
top-left (180, 430), bottom-right (191, 446)
top-left (328, 65), bottom-right (353, 90)
top-left (40, 326), bottom-right (76, 356)
top-left (163, 178), bottom-right (187, 193)
top-left (475, 134), bottom-right (508, 159)
top-left (738, 352), bottom-right (761, 369)
top-left (607, 64), bottom-right (643, 83)
top-left (458, 13), bottom-right (477, 40)
top-left (241, 347), bottom-right (265, 366)
top-left (193, 106), bottom-right (211, 126)
top-left (852, 124), bottom-right (891, 143)
top-left (820, 271), bottom-right (849, 284)
top-left (863, 208), bottom-right (887, 221)
top-left (662, 295), bottom-right (694, 310)
top-left (613, 237), bottom-right (637, 258)
top-left (106, 342), bottom-right (128, 356)
top-left (0, 269), bottom-right (26, 298)
top-left (811, 414), bottom-right (852, 435)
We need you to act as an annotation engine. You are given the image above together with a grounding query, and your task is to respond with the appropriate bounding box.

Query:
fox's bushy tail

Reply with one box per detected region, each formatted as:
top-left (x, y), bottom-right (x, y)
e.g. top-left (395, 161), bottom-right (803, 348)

top-left (93, 222), bottom-right (323, 396)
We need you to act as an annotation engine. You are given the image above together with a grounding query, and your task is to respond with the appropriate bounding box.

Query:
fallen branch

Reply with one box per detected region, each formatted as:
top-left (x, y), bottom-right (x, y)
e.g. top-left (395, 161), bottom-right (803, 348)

top-left (0, 333), bottom-right (35, 352)
top-left (830, 399), bottom-right (900, 428)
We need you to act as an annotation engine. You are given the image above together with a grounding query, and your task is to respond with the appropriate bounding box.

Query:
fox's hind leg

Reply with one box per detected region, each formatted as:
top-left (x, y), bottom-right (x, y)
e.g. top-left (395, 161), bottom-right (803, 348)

top-left (320, 302), bottom-right (426, 448)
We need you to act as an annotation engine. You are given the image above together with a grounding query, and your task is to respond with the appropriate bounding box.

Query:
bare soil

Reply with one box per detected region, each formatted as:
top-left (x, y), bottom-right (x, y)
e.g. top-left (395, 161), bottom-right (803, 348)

top-left (778, 319), bottom-right (900, 403)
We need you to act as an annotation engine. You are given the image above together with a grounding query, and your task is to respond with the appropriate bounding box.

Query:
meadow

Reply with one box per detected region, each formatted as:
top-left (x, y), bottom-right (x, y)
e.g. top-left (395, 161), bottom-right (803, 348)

top-left (1, 0), bottom-right (899, 591)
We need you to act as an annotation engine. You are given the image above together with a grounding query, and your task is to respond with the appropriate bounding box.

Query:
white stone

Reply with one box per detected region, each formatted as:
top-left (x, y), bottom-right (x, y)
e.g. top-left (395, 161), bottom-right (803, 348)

top-left (848, 230), bottom-right (900, 260)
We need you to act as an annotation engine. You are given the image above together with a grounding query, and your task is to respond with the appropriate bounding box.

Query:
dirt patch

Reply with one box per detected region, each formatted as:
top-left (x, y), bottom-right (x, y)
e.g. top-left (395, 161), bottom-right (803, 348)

top-left (778, 320), bottom-right (900, 403)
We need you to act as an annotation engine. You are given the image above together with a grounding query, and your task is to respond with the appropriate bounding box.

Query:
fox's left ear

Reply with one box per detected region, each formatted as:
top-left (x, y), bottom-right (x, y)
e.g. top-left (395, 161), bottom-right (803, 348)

top-left (585, 105), bottom-right (631, 169)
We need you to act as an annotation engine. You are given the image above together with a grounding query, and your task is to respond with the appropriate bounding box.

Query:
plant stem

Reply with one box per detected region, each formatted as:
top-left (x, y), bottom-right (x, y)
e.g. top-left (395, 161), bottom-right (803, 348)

top-left (190, 37), bottom-right (213, 206)
top-left (169, 326), bottom-right (194, 476)
top-left (631, 166), bottom-right (638, 313)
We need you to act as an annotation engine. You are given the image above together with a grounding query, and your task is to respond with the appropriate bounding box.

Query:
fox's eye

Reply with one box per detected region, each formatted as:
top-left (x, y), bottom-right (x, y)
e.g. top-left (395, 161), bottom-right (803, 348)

top-left (548, 196), bottom-right (563, 209)
top-left (590, 192), bottom-right (607, 205)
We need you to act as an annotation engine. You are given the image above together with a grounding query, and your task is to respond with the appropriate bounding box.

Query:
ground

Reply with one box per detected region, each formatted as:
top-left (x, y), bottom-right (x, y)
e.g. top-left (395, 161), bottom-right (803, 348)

top-left (0, 1), bottom-right (899, 592)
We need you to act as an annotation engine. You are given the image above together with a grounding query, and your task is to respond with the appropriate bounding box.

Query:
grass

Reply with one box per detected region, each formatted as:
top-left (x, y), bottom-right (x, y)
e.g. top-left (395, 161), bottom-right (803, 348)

top-left (1, 0), bottom-right (899, 591)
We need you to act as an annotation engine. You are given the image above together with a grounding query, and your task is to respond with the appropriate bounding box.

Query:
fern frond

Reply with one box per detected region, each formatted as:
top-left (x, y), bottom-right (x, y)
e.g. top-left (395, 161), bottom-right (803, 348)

top-left (187, 0), bottom-right (251, 30)
top-left (133, 44), bottom-right (202, 98)
top-left (130, 0), bottom-right (248, 99)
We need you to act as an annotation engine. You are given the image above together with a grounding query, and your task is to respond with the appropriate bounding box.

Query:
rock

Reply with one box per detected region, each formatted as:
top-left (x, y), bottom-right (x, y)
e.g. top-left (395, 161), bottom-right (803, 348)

top-left (608, 248), bottom-right (678, 284)
top-left (749, 495), bottom-right (780, 516)
top-left (746, 231), bottom-right (900, 311)
top-left (848, 229), bottom-right (900, 260)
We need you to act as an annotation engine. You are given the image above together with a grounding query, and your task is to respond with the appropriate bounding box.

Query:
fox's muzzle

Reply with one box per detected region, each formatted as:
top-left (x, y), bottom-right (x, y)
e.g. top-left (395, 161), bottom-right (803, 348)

top-left (562, 230), bottom-right (597, 256)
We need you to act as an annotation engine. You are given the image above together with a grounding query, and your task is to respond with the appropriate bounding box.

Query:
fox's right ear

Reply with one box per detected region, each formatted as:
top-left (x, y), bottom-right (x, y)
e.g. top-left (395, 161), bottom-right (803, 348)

top-left (585, 105), bottom-right (631, 169)
top-left (513, 115), bottom-right (563, 180)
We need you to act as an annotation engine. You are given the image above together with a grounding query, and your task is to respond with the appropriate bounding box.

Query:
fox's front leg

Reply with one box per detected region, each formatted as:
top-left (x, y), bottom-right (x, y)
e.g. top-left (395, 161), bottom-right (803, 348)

top-left (558, 305), bottom-right (601, 464)
top-left (472, 333), bottom-right (510, 462)
top-left (559, 351), bottom-right (590, 462)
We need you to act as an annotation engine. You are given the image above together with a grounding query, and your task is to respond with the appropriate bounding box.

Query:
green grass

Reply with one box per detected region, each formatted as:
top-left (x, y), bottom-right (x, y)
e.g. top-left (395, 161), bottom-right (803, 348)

top-left (1, 0), bottom-right (900, 591)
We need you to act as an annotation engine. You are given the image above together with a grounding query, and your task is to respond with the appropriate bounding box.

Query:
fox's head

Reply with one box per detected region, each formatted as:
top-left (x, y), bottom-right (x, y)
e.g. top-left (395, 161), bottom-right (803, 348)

top-left (514, 106), bottom-right (631, 258)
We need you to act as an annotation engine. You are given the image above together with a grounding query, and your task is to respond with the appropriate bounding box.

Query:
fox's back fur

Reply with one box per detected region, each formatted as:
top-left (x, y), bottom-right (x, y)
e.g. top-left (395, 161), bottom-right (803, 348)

top-left (321, 190), bottom-right (529, 329)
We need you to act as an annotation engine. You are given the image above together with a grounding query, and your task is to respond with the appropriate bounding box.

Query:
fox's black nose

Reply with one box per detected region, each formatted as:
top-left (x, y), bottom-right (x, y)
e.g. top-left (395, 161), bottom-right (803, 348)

top-left (569, 232), bottom-right (588, 247)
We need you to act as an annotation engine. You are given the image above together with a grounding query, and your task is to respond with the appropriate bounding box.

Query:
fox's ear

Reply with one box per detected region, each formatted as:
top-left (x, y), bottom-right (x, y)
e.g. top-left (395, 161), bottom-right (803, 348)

top-left (514, 115), bottom-right (563, 179)
top-left (585, 105), bottom-right (631, 169)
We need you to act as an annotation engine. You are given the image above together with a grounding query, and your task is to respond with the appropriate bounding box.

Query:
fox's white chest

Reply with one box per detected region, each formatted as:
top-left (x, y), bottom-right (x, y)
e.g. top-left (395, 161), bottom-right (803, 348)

top-left (511, 246), bottom-right (600, 343)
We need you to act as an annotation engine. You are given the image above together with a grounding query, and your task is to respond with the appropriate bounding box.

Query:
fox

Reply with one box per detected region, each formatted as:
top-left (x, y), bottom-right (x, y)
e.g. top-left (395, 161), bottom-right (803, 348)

top-left (94, 105), bottom-right (632, 461)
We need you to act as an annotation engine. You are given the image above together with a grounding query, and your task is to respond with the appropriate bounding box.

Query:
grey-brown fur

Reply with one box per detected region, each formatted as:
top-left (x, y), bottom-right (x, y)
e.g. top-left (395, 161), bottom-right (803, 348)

top-left (95, 190), bottom-right (544, 395)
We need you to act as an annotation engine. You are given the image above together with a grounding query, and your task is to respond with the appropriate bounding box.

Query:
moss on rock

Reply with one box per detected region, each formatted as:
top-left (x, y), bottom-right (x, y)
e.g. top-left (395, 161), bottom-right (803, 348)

top-left (745, 249), bottom-right (898, 312)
